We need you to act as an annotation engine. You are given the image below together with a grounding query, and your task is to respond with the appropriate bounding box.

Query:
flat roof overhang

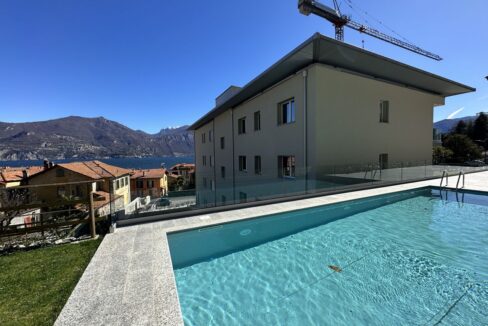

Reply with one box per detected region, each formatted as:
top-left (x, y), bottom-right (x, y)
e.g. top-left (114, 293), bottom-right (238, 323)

top-left (189, 33), bottom-right (475, 130)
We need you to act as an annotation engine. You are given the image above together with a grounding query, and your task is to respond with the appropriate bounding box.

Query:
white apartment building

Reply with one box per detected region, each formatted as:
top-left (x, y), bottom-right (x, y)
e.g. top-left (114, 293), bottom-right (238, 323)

top-left (189, 33), bottom-right (474, 207)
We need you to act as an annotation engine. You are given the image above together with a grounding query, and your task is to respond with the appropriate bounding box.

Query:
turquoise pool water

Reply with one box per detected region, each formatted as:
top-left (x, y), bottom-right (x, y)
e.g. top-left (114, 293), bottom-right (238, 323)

top-left (169, 188), bottom-right (488, 325)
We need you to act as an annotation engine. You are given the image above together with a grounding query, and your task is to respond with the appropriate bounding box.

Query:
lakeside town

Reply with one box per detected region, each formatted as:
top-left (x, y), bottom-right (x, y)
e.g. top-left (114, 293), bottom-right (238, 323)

top-left (0, 160), bottom-right (195, 230)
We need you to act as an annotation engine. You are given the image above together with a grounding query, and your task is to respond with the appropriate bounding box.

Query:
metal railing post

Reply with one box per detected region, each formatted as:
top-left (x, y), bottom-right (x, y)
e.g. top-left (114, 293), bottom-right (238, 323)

top-left (400, 162), bottom-right (403, 181)
top-left (89, 191), bottom-right (97, 239)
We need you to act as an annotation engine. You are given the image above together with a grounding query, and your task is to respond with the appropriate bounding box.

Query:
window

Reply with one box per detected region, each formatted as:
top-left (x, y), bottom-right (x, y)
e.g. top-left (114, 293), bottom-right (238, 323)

top-left (220, 137), bottom-right (225, 149)
top-left (210, 155), bottom-right (213, 167)
top-left (221, 195), bottom-right (226, 205)
top-left (380, 100), bottom-right (389, 123)
top-left (147, 180), bottom-right (155, 188)
top-left (239, 191), bottom-right (247, 203)
top-left (209, 130), bottom-right (213, 142)
top-left (238, 117), bottom-right (246, 134)
top-left (202, 133), bottom-right (206, 143)
top-left (203, 177), bottom-right (207, 188)
top-left (238, 156), bottom-right (247, 171)
top-left (56, 169), bottom-right (65, 177)
top-left (210, 180), bottom-right (215, 191)
top-left (57, 186), bottom-right (66, 197)
top-left (278, 99), bottom-right (295, 125)
top-left (116, 179), bottom-right (120, 190)
top-left (136, 180), bottom-right (144, 188)
top-left (254, 111), bottom-right (261, 131)
top-left (221, 166), bottom-right (226, 178)
top-left (278, 155), bottom-right (296, 178)
top-left (254, 156), bottom-right (262, 175)
top-left (202, 155), bottom-right (207, 166)
top-left (379, 153), bottom-right (389, 169)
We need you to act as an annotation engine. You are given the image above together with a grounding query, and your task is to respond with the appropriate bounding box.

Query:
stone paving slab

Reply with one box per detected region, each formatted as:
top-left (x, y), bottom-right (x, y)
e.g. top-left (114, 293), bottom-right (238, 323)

top-left (55, 172), bottom-right (488, 325)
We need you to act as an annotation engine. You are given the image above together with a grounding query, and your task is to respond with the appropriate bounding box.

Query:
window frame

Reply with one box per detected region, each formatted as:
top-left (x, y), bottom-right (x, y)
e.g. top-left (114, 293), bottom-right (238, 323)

top-left (254, 155), bottom-right (262, 175)
top-left (278, 155), bottom-right (296, 178)
top-left (136, 180), bottom-right (144, 189)
top-left (278, 98), bottom-right (296, 125)
top-left (57, 186), bottom-right (66, 198)
top-left (238, 117), bottom-right (246, 135)
top-left (238, 155), bottom-right (247, 172)
top-left (221, 166), bottom-right (226, 179)
top-left (254, 110), bottom-right (261, 131)
top-left (380, 100), bottom-right (389, 123)
top-left (220, 137), bottom-right (225, 149)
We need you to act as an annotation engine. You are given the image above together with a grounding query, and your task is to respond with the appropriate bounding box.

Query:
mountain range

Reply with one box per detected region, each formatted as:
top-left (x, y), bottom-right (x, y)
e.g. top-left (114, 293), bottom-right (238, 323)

top-left (0, 116), bottom-right (194, 161)
top-left (433, 115), bottom-right (478, 134)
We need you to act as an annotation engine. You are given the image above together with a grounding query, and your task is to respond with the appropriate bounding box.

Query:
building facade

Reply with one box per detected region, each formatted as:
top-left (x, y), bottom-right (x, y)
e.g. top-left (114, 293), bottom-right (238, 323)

top-left (130, 168), bottom-right (168, 199)
top-left (168, 163), bottom-right (195, 190)
top-left (27, 161), bottom-right (131, 214)
top-left (190, 33), bottom-right (474, 207)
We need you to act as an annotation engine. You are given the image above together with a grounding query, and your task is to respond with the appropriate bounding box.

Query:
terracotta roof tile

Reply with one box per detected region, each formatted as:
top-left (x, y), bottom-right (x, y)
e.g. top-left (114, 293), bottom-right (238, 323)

top-left (0, 166), bottom-right (44, 184)
top-left (58, 161), bottom-right (131, 180)
top-left (130, 168), bottom-right (167, 179)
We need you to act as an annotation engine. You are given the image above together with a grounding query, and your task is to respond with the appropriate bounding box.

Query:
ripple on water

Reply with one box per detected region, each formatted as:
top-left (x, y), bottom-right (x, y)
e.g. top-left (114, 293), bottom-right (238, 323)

top-left (174, 195), bottom-right (488, 326)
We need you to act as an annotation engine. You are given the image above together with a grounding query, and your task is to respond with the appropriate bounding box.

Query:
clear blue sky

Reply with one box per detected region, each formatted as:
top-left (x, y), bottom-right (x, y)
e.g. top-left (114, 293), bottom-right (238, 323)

top-left (0, 0), bottom-right (487, 133)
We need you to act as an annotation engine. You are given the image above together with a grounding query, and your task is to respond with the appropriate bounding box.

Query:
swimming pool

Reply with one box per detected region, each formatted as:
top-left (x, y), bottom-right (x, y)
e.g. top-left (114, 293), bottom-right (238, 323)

top-left (168, 187), bottom-right (488, 325)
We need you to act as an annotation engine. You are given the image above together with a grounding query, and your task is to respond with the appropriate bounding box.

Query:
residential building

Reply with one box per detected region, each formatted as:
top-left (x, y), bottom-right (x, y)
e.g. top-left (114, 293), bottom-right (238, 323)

top-left (130, 168), bottom-right (168, 199)
top-left (189, 33), bottom-right (474, 207)
top-left (0, 166), bottom-right (44, 188)
top-left (27, 160), bottom-right (131, 214)
top-left (0, 166), bottom-right (44, 225)
top-left (169, 163), bottom-right (195, 189)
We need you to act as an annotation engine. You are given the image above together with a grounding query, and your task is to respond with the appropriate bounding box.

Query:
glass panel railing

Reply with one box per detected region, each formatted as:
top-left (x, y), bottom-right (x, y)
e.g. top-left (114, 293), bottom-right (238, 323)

top-left (2, 161), bottom-right (487, 231)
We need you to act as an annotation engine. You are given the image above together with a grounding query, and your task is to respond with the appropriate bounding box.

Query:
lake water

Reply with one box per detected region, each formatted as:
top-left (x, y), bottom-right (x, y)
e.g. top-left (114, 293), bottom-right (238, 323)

top-left (0, 156), bottom-right (194, 169)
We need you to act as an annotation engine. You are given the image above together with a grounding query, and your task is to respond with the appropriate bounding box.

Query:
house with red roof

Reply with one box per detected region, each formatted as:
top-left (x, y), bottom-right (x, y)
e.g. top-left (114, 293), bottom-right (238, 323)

top-left (26, 160), bottom-right (131, 214)
top-left (130, 168), bottom-right (168, 200)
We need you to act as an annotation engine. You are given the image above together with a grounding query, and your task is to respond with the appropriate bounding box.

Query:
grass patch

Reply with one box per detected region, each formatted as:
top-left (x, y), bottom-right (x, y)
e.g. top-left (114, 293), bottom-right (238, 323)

top-left (0, 239), bottom-right (101, 326)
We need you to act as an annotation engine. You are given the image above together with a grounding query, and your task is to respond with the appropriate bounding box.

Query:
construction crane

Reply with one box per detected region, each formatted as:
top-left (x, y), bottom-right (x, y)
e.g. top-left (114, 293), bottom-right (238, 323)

top-left (298, 0), bottom-right (442, 61)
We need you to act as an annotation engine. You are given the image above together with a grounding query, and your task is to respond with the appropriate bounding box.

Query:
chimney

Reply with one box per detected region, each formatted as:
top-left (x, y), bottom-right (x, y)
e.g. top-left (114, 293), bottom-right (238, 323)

top-left (43, 159), bottom-right (49, 170)
top-left (22, 169), bottom-right (29, 179)
top-left (49, 161), bottom-right (54, 168)
top-left (215, 86), bottom-right (242, 107)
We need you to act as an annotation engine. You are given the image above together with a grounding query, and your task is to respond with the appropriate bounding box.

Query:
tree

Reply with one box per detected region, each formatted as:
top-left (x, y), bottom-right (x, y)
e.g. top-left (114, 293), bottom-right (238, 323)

top-left (452, 120), bottom-right (468, 135)
top-left (472, 113), bottom-right (488, 147)
top-left (443, 134), bottom-right (482, 163)
top-left (466, 120), bottom-right (474, 139)
top-left (433, 146), bottom-right (453, 164)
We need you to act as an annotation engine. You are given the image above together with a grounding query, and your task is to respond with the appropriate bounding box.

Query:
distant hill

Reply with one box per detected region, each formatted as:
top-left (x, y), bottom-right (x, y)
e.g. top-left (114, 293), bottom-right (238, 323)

top-left (0, 116), bottom-right (194, 160)
top-left (434, 115), bottom-right (477, 134)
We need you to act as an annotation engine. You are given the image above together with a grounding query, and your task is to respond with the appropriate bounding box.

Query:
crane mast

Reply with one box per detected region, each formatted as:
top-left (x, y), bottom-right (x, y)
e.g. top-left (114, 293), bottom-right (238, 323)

top-left (298, 0), bottom-right (442, 61)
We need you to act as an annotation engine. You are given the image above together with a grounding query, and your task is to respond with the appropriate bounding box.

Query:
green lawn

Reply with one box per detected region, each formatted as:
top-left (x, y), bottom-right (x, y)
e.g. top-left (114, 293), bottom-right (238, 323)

top-left (0, 239), bottom-right (101, 326)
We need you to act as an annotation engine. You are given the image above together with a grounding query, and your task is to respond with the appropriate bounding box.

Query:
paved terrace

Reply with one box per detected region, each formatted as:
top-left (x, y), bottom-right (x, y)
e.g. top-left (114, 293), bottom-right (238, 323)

top-left (55, 171), bottom-right (488, 326)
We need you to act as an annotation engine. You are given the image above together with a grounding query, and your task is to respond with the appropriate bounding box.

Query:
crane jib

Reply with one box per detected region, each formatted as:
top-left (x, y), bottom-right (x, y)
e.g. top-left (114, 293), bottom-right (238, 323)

top-left (297, 0), bottom-right (442, 61)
